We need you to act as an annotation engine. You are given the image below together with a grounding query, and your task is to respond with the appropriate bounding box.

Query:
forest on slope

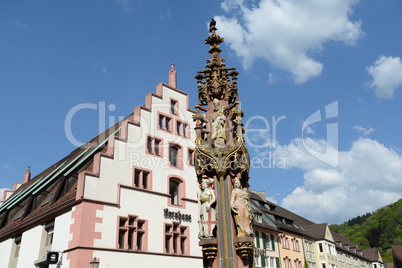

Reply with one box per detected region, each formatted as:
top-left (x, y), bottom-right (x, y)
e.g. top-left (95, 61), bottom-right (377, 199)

top-left (329, 198), bottom-right (402, 262)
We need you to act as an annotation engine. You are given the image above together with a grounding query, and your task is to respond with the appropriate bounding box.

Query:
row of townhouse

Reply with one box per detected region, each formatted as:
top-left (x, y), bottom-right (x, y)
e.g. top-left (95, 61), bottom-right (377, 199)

top-left (250, 191), bottom-right (385, 268)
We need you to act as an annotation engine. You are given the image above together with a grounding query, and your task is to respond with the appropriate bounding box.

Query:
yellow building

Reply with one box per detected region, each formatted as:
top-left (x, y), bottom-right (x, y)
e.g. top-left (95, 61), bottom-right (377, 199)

top-left (303, 223), bottom-right (338, 268)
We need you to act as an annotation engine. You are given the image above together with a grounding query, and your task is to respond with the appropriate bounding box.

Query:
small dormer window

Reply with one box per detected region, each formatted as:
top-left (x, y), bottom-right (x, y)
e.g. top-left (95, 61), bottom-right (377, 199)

top-left (255, 213), bottom-right (262, 223)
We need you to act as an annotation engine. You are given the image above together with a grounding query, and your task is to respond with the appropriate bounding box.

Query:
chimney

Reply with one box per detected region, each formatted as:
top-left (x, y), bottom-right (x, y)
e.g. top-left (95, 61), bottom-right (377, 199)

top-left (23, 166), bottom-right (31, 183)
top-left (256, 190), bottom-right (267, 201)
top-left (168, 64), bottom-right (177, 88)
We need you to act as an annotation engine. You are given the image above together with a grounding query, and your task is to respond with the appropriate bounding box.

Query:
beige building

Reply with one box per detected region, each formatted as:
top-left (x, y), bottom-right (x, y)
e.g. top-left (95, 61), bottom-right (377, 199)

top-left (251, 191), bottom-right (384, 268)
top-left (303, 223), bottom-right (338, 268)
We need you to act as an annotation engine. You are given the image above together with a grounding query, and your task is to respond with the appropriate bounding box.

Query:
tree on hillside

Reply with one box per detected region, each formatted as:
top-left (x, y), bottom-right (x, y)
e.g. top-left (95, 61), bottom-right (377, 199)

top-left (366, 228), bottom-right (381, 248)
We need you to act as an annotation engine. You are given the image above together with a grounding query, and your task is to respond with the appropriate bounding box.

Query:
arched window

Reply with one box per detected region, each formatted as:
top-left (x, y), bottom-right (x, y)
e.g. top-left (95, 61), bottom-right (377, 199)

top-left (170, 180), bottom-right (179, 205)
top-left (168, 177), bottom-right (185, 207)
top-left (169, 143), bottom-right (182, 168)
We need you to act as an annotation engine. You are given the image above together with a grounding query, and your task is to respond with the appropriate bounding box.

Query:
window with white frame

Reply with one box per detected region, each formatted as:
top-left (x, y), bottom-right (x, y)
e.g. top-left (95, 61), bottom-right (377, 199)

top-left (255, 213), bottom-right (262, 223)
top-left (305, 240), bottom-right (314, 253)
top-left (284, 257), bottom-right (292, 268)
top-left (282, 236), bottom-right (290, 249)
top-left (262, 233), bottom-right (273, 250)
top-left (327, 244), bottom-right (335, 255)
top-left (292, 238), bottom-right (300, 251)
top-left (45, 221), bottom-right (54, 246)
top-left (318, 243), bottom-right (324, 253)
top-left (308, 261), bottom-right (317, 268)
top-left (269, 257), bottom-right (275, 268)
top-left (254, 252), bottom-right (260, 266)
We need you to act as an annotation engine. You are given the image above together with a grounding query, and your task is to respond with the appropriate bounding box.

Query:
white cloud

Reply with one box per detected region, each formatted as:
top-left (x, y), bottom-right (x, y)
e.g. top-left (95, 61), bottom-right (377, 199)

top-left (244, 116), bottom-right (278, 151)
top-left (95, 63), bottom-right (109, 74)
top-left (353, 125), bottom-right (374, 136)
top-left (216, 0), bottom-right (363, 83)
top-left (112, 0), bottom-right (142, 12)
top-left (1, 163), bottom-right (10, 169)
top-left (160, 8), bottom-right (171, 22)
top-left (274, 138), bottom-right (402, 223)
top-left (246, 129), bottom-right (272, 152)
top-left (15, 19), bottom-right (29, 29)
top-left (274, 137), bottom-right (338, 171)
top-left (304, 126), bottom-right (315, 135)
top-left (366, 55), bottom-right (402, 99)
top-left (266, 195), bottom-right (278, 204)
top-left (268, 72), bottom-right (277, 84)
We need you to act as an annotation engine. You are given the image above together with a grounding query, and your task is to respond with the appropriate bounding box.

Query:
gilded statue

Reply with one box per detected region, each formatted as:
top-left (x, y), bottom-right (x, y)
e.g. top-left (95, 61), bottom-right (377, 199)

top-left (211, 98), bottom-right (226, 148)
top-left (230, 177), bottom-right (253, 237)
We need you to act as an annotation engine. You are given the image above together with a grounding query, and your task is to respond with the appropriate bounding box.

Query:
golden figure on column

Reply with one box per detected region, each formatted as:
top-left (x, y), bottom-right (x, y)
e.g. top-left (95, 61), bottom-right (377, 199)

top-left (231, 178), bottom-right (253, 237)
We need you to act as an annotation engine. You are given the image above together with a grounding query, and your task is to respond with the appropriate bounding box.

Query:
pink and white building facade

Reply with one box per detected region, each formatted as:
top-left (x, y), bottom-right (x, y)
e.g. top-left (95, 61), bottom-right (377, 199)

top-left (0, 66), bottom-right (203, 268)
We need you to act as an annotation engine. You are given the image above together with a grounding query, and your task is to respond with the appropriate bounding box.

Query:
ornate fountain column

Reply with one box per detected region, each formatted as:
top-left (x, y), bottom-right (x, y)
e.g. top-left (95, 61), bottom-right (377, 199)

top-left (194, 20), bottom-right (254, 268)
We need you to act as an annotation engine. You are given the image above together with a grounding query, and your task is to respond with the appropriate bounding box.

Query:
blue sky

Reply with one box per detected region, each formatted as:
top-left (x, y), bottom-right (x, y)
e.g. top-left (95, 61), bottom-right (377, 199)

top-left (1, 0), bottom-right (402, 224)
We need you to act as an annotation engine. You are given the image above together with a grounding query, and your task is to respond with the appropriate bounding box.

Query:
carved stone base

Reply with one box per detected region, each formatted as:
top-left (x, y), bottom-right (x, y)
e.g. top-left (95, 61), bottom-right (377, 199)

top-left (199, 239), bottom-right (218, 260)
top-left (234, 236), bottom-right (253, 259)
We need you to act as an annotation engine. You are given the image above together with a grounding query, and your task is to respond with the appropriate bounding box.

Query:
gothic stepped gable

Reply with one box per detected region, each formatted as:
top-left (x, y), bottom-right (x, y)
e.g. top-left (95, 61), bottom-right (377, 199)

top-left (0, 80), bottom-right (193, 243)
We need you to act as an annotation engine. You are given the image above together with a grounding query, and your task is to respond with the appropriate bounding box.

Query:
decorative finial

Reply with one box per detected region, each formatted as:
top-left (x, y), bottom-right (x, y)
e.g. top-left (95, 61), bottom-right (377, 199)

top-left (195, 20), bottom-right (238, 106)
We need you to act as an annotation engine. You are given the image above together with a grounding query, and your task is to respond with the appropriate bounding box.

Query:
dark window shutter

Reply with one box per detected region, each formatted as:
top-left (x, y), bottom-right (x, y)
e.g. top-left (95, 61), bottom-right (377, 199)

top-left (262, 233), bottom-right (267, 249)
top-left (276, 257), bottom-right (280, 268)
top-left (261, 255), bottom-right (266, 267)
top-left (255, 231), bottom-right (260, 248)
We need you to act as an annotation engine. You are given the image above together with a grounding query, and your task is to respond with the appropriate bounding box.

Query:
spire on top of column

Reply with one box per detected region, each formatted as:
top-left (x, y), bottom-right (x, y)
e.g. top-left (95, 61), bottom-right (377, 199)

top-left (195, 19), bottom-right (239, 106)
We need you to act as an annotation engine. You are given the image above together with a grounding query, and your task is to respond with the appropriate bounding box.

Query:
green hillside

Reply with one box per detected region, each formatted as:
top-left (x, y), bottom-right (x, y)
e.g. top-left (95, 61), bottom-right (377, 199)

top-left (329, 198), bottom-right (402, 263)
